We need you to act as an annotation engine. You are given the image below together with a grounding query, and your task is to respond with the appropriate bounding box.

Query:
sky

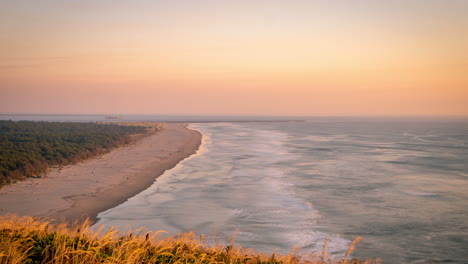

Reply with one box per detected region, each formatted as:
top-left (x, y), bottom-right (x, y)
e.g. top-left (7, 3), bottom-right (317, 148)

top-left (1, 0), bottom-right (467, 116)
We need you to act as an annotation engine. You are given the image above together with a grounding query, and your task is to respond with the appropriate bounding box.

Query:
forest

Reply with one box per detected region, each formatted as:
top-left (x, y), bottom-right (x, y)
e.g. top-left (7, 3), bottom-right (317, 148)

top-left (0, 120), bottom-right (148, 187)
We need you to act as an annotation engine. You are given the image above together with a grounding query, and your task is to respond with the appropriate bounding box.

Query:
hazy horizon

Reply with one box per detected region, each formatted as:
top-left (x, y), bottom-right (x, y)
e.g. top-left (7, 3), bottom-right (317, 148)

top-left (1, 0), bottom-right (467, 116)
top-left (2, 113), bottom-right (467, 120)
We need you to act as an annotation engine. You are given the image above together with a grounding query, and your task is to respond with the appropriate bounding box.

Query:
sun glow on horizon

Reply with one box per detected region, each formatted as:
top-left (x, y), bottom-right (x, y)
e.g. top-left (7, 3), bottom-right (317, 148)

top-left (1, 0), bottom-right (467, 116)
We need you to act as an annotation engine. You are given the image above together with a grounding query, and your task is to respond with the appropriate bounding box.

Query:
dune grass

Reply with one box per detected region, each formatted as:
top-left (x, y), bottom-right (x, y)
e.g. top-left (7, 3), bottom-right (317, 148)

top-left (0, 215), bottom-right (378, 264)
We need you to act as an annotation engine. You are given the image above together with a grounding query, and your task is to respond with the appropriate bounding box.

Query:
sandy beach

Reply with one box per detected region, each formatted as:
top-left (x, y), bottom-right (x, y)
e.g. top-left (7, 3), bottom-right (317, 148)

top-left (0, 123), bottom-right (201, 224)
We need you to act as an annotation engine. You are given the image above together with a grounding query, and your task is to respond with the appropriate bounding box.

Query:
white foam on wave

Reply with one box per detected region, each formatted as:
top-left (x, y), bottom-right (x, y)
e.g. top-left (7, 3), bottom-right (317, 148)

top-left (95, 124), bottom-right (211, 224)
top-left (95, 122), bottom-right (352, 256)
top-left (304, 134), bottom-right (348, 142)
top-left (210, 123), bottom-right (352, 255)
top-left (188, 123), bottom-right (211, 156)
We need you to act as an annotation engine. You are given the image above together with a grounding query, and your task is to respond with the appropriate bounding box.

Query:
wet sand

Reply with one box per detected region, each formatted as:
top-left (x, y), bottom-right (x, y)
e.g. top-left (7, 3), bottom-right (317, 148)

top-left (0, 123), bottom-right (201, 224)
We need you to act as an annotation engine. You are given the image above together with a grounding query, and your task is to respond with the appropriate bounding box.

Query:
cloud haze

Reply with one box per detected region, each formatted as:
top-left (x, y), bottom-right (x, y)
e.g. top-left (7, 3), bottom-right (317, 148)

top-left (1, 0), bottom-right (467, 115)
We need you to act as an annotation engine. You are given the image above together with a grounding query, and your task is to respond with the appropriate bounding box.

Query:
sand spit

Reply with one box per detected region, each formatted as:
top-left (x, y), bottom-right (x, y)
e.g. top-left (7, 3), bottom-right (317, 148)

top-left (0, 123), bottom-right (202, 224)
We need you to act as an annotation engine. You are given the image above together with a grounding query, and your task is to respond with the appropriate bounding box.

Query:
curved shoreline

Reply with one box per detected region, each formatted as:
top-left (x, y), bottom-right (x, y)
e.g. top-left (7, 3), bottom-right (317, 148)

top-left (0, 123), bottom-right (202, 224)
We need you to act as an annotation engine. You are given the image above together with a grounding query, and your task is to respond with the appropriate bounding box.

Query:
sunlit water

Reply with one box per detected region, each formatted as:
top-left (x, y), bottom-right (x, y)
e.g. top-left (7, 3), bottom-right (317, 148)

top-left (89, 119), bottom-right (465, 263)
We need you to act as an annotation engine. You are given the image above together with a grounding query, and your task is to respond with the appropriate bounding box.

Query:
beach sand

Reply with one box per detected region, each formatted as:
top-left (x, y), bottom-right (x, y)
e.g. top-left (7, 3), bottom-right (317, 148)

top-left (0, 123), bottom-right (201, 224)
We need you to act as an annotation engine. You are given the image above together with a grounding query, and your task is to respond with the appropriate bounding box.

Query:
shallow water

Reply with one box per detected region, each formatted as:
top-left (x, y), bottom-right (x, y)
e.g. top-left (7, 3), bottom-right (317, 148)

top-left (94, 120), bottom-right (468, 263)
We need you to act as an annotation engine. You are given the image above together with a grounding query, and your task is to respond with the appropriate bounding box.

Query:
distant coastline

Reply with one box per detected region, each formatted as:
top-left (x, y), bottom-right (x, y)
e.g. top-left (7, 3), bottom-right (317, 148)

top-left (2, 113), bottom-right (467, 124)
top-left (0, 113), bottom-right (307, 123)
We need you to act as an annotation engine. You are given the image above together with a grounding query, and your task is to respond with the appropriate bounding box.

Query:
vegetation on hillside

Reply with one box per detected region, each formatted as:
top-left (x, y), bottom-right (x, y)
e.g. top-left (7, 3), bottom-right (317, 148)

top-left (0, 215), bottom-right (377, 264)
top-left (0, 121), bottom-right (149, 186)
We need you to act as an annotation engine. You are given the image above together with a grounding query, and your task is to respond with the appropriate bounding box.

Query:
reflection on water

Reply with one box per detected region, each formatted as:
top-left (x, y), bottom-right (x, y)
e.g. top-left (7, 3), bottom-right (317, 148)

top-left (96, 120), bottom-right (468, 264)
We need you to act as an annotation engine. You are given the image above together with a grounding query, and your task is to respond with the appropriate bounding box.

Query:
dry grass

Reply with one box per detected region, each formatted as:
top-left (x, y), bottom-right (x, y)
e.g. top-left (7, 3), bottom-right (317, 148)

top-left (0, 215), bottom-right (379, 264)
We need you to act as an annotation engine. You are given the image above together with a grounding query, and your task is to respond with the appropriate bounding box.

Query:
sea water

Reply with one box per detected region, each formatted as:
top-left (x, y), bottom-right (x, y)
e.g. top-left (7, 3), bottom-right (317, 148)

top-left (4, 114), bottom-right (467, 263)
top-left (94, 119), bottom-right (468, 263)
top-left (4, 114), bottom-right (467, 262)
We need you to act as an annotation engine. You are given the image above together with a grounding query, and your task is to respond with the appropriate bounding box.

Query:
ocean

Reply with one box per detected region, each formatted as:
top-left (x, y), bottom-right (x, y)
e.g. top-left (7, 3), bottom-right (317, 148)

top-left (94, 118), bottom-right (468, 264)
top-left (2, 115), bottom-right (467, 263)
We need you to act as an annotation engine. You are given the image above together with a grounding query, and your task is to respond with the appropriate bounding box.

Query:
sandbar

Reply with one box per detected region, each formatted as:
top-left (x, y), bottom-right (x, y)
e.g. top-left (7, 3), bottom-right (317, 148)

top-left (0, 123), bottom-right (201, 224)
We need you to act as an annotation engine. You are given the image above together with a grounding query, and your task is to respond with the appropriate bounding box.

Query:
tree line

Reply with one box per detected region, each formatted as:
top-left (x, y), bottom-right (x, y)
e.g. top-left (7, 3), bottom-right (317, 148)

top-left (0, 121), bottom-right (148, 187)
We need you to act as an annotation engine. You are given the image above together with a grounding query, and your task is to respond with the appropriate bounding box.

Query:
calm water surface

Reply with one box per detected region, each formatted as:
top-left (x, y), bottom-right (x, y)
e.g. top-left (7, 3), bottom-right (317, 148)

top-left (93, 119), bottom-right (468, 263)
top-left (8, 115), bottom-right (462, 263)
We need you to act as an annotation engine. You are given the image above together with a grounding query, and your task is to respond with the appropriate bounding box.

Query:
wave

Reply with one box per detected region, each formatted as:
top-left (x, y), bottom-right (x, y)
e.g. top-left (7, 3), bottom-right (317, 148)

top-left (95, 123), bottom-right (351, 256)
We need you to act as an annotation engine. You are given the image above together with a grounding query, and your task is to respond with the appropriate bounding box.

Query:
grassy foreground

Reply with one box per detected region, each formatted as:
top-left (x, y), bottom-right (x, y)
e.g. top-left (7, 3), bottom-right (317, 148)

top-left (0, 215), bottom-right (378, 264)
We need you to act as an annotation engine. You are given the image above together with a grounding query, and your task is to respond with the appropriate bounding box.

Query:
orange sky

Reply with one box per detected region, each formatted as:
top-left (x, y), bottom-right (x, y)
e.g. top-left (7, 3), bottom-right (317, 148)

top-left (1, 0), bottom-right (467, 116)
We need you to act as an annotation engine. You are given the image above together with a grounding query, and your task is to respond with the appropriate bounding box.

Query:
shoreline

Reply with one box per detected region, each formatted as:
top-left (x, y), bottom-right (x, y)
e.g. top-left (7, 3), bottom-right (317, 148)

top-left (0, 123), bottom-right (202, 224)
